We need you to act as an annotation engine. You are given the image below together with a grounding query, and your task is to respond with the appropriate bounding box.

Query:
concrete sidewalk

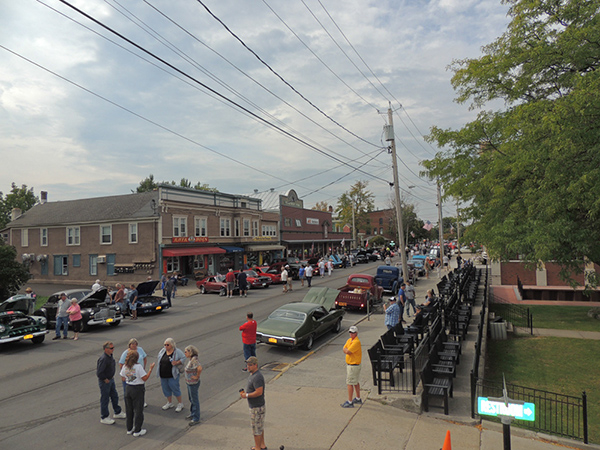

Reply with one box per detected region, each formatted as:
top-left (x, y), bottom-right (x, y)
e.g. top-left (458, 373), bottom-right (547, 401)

top-left (162, 273), bottom-right (597, 450)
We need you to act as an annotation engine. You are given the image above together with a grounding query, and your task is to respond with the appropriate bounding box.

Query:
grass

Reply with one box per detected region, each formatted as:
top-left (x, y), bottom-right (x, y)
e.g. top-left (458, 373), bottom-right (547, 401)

top-left (486, 336), bottom-right (600, 443)
top-left (526, 305), bottom-right (600, 332)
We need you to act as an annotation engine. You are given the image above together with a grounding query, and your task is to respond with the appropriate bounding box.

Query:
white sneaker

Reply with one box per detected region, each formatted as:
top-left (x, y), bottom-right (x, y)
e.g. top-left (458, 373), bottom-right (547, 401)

top-left (175, 403), bottom-right (184, 413)
top-left (144, 402), bottom-right (148, 408)
top-left (162, 402), bottom-right (174, 410)
top-left (133, 429), bottom-right (147, 437)
top-left (113, 411), bottom-right (126, 419)
top-left (127, 430), bottom-right (133, 435)
top-left (100, 417), bottom-right (115, 425)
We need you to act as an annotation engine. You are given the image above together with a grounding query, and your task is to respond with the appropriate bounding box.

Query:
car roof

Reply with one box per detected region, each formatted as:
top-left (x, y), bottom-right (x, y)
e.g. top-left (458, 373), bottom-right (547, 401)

top-left (275, 302), bottom-right (322, 313)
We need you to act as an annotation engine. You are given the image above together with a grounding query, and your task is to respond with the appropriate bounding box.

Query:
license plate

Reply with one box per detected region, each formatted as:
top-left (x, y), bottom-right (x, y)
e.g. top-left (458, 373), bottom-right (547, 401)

top-left (156, 306), bottom-right (162, 310)
top-left (106, 318), bottom-right (113, 323)
top-left (23, 334), bottom-right (34, 340)
top-left (268, 338), bottom-right (277, 344)
top-left (338, 302), bottom-right (347, 306)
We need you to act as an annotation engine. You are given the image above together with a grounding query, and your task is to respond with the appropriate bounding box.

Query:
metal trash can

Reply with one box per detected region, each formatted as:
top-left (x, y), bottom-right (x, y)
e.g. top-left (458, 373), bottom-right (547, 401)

top-left (489, 318), bottom-right (507, 340)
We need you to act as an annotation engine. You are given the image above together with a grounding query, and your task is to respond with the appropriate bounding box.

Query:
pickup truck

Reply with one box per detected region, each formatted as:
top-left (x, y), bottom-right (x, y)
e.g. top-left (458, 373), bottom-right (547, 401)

top-left (374, 265), bottom-right (404, 294)
top-left (335, 274), bottom-right (384, 311)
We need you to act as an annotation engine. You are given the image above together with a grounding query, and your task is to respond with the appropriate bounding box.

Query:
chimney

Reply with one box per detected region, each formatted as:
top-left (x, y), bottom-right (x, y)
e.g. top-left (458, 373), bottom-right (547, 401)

top-left (11, 208), bottom-right (22, 221)
top-left (40, 191), bottom-right (48, 204)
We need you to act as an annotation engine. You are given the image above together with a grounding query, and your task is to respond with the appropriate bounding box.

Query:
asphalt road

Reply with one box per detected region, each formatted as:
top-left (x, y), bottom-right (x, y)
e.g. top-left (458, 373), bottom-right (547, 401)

top-left (0, 262), bottom-right (382, 450)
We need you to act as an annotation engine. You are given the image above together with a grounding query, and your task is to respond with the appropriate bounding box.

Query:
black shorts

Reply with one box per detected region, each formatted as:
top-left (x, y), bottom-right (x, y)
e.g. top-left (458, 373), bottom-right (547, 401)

top-left (71, 319), bottom-right (82, 332)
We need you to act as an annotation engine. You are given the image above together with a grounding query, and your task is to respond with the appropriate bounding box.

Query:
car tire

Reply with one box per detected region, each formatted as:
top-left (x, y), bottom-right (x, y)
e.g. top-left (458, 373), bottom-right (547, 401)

top-left (304, 334), bottom-right (314, 351)
top-left (109, 320), bottom-right (120, 327)
top-left (32, 335), bottom-right (45, 344)
top-left (333, 319), bottom-right (342, 333)
top-left (200, 286), bottom-right (206, 294)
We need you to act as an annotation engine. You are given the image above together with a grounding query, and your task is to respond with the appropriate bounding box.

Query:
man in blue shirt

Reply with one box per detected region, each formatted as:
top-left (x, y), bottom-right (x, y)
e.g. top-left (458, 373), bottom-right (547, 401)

top-left (383, 297), bottom-right (400, 330)
top-left (397, 283), bottom-right (406, 323)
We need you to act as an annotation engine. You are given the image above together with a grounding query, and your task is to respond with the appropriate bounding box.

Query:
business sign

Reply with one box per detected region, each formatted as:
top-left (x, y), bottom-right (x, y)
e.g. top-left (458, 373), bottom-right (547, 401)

top-left (306, 218), bottom-right (320, 225)
top-left (171, 236), bottom-right (209, 244)
top-left (478, 397), bottom-right (535, 421)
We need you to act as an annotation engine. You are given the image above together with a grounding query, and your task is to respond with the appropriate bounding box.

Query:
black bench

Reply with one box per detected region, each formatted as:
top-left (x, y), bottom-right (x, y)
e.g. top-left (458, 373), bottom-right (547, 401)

top-left (367, 340), bottom-right (403, 393)
top-left (420, 361), bottom-right (453, 415)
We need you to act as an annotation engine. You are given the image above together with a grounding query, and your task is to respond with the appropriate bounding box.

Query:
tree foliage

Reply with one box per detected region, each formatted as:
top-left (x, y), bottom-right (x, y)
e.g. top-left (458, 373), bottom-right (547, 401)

top-left (312, 201), bottom-right (329, 212)
top-left (0, 242), bottom-right (31, 299)
top-left (0, 183), bottom-right (38, 229)
top-left (336, 181), bottom-right (375, 232)
top-left (136, 175), bottom-right (218, 193)
top-left (422, 0), bottom-right (600, 279)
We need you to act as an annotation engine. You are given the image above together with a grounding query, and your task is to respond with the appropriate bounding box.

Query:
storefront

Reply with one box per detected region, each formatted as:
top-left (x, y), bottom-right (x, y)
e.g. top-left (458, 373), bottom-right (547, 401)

top-left (245, 243), bottom-right (286, 267)
top-left (161, 246), bottom-right (226, 279)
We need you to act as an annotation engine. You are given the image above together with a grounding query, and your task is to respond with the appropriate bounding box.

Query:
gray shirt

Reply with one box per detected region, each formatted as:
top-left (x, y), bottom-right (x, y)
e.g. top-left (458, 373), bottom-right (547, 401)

top-left (405, 285), bottom-right (415, 300)
top-left (57, 298), bottom-right (70, 318)
top-left (246, 370), bottom-right (265, 408)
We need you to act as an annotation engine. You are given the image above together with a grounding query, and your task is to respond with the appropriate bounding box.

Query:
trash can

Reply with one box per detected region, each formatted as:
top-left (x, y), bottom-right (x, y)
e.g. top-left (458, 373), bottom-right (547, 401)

top-left (489, 318), bottom-right (507, 340)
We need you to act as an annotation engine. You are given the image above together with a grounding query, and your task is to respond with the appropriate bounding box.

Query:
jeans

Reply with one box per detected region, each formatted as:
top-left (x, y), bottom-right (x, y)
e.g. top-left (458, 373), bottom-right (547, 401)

top-left (55, 316), bottom-right (69, 337)
top-left (125, 384), bottom-right (145, 433)
top-left (99, 378), bottom-right (122, 419)
top-left (187, 382), bottom-right (201, 422)
top-left (405, 298), bottom-right (416, 315)
top-left (306, 276), bottom-right (312, 287)
top-left (243, 343), bottom-right (256, 361)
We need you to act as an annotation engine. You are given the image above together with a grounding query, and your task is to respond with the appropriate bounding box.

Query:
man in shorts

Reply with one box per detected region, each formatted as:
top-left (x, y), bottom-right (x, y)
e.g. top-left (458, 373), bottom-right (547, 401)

top-left (240, 356), bottom-right (266, 450)
top-left (225, 268), bottom-right (236, 298)
top-left (341, 326), bottom-right (362, 408)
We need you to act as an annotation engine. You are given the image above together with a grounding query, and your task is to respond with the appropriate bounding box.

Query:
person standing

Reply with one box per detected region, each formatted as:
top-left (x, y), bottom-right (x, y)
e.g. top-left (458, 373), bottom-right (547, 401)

top-left (128, 284), bottom-right (139, 320)
top-left (157, 338), bottom-right (185, 413)
top-left (120, 350), bottom-right (155, 437)
top-left (385, 254), bottom-right (392, 266)
top-left (281, 266), bottom-right (289, 293)
top-left (66, 298), bottom-right (82, 340)
top-left (318, 259), bottom-right (325, 278)
top-left (404, 280), bottom-right (416, 317)
top-left (113, 283), bottom-right (125, 308)
top-left (383, 297), bottom-right (400, 330)
top-left (238, 271), bottom-right (248, 297)
top-left (239, 312), bottom-right (257, 372)
top-left (183, 345), bottom-right (202, 426)
top-left (97, 341), bottom-right (127, 425)
top-left (239, 356), bottom-right (267, 450)
top-left (285, 265), bottom-right (293, 292)
top-left (341, 326), bottom-right (362, 408)
top-left (397, 283), bottom-right (406, 323)
top-left (160, 272), bottom-right (168, 295)
top-left (92, 279), bottom-right (102, 291)
top-left (165, 276), bottom-right (176, 306)
top-left (24, 287), bottom-right (36, 314)
top-left (299, 265), bottom-right (305, 287)
top-left (225, 268), bottom-right (236, 298)
top-left (327, 259), bottom-right (333, 276)
top-left (119, 339), bottom-right (147, 396)
top-left (52, 292), bottom-right (70, 340)
top-left (305, 264), bottom-right (314, 287)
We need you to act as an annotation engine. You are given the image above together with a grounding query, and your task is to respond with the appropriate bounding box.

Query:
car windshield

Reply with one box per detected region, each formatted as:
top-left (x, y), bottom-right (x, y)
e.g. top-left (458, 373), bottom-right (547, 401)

top-left (215, 275), bottom-right (226, 282)
top-left (269, 310), bottom-right (306, 322)
top-left (350, 277), bottom-right (370, 284)
top-left (244, 270), bottom-right (258, 277)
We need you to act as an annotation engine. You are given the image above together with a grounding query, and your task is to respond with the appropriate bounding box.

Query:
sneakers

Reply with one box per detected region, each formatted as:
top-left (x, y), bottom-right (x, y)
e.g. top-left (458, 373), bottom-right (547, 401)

top-left (113, 411), bottom-right (126, 419)
top-left (144, 402), bottom-right (148, 408)
top-left (133, 429), bottom-right (147, 437)
top-left (127, 430), bottom-right (133, 435)
top-left (162, 402), bottom-right (174, 410)
top-left (189, 420), bottom-right (200, 426)
top-left (341, 401), bottom-right (354, 408)
top-left (100, 417), bottom-right (115, 425)
top-left (52, 336), bottom-right (61, 340)
top-left (63, 336), bottom-right (68, 339)
top-left (175, 403), bottom-right (184, 413)
top-left (352, 398), bottom-right (362, 404)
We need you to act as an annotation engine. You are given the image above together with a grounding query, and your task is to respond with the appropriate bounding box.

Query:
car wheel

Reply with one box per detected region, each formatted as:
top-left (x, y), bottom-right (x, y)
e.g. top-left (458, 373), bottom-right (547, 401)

top-left (200, 286), bottom-right (206, 294)
top-left (32, 335), bottom-right (45, 344)
top-left (333, 319), bottom-right (342, 333)
top-left (109, 320), bottom-right (120, 327)
top-left (304, 334), bottom-right (314, 350)
top-left (219, 287), bottom-right (226, 296)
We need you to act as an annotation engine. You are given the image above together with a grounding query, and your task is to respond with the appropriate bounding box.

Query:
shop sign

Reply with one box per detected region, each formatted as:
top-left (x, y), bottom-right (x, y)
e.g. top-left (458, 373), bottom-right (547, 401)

top-left (306, 218), bottom-right (319, 225)
top-left (171, 236), bottom-right (209, 244)
top-left (252, 236), bottom-right (275, 241)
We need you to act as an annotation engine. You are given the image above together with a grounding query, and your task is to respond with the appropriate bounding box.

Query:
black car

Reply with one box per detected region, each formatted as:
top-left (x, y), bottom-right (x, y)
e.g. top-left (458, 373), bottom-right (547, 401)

top-left (355, 251), bottom-right (369, 264)
top-left (0, 296), bottom-right (48, 345)
top-left (128, 280), bottom-right (170, 314)
top-left (35, 288), bottom-right (123, 332)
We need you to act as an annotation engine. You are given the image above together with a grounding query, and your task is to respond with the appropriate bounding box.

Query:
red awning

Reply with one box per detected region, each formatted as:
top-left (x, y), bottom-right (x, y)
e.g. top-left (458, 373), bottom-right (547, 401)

top-left (163, 247), bottom-right (226, 257)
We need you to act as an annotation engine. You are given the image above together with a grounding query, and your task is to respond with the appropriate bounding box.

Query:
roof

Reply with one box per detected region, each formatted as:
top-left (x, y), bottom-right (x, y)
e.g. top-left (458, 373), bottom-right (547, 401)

top-left (5, 191), bottom-right (159, 228)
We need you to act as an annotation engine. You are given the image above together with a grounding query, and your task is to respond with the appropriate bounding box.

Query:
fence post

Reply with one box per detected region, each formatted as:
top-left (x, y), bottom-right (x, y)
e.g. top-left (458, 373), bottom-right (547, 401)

top-left (412, 353), bottom-right (416, 395)
top-left (470, 370), bottom-right (475, 419)
top-left (583, 391), bottom-right (588, 444)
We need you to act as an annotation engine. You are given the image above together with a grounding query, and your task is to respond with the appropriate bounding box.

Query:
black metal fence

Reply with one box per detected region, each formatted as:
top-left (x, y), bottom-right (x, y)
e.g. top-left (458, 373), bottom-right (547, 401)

top-left (488, 294), bottom-right (533, 334)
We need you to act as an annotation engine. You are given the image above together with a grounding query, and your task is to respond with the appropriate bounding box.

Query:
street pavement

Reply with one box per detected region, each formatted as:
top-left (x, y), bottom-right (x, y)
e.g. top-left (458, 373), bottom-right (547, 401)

top-left (160, 268), bottom-right (600, 450)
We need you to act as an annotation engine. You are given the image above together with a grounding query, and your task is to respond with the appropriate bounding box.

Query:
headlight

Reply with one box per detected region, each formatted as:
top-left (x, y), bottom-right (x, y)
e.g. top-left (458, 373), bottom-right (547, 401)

top-left (115, 306), bottom-right (121, 312)
top-left (0, 325), bottom-right (5, 333)
top-left (142, 302), bottom-right (152, 308)
top-left (39, 317), bottom-right (47, 325)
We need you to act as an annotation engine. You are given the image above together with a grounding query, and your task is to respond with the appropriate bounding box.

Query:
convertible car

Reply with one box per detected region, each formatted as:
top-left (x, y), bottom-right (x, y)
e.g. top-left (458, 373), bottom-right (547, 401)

top-left (129, 280), bottom-right (170, 314)
top-left (34, 288), bottom-right (123, 332)
top-left (256, 287), bottom-right (345, 350)
top-left (196, 274), bottom-right (239, 296)
top-left (0, 296), bottom-right (48, 345)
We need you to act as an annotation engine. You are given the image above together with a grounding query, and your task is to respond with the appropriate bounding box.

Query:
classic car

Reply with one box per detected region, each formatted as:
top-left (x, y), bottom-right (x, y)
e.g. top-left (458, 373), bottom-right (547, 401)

top-left (336, 273), bottom-right (384, 310)
top-left (355, 251), bottom-right (369, 264)
top-left (34, 288), bottom-right (123, 332)
top-left (236, 270), bottom-right (272, 289)
top-left (374, 265), bottom-right (404, 294)
top-left (0, 296), bottom-right (48, 345)
top-left (196, 274), bottom-right (240, 296)
top-left (254, 266), bottom-right (282, 284)
top-left (410, 255), bottom-right (427, 276)
top-left (256, 287), bottom-right (345, 350)
top-left (128, 280), bottom-right (170, 314)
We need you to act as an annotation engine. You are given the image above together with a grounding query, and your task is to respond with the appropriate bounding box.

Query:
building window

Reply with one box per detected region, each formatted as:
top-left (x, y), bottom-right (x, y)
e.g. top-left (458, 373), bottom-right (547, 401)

top-left (373, 229), bottom-right (378, 235)
top-left (193, 255), bottom-right (205, 270)
top-left (284, 218), bottom-right (292, 227)
top-left (21, 229), bottom-right (29, 247)
top-left (261, 225), bottom-right (277, 236)
top-left (129, 223), bottom-right (138, 243)
top-left (100, 225), bottom-right (112, 244)
top-left (89, 255), bottom-right (98, 276)
top-left (295, 219), bottom-right (302, 227)
top-left (379, 218), bottom-right (383, 225)
top-left (66, 226), bottom-right (80, 246)
top-left (194, 217), bottom-right (207, 237)
top-left (380, 227), bottom-right (384, 234)
top-left (252, 220), bottom-right (259, 236)
top-left (73, 254), bottom-right (81, 267)
top-left (220, 218), bottom-right (231, 237)
top-left (173, 216), bottom-right (187, 237)
top-left (53, 255), bottom-right (68, 276)
top-left (166, 257), bottom-right (180, 273)
top-left (243, 219), bottom-right (250, 236)
top-left (40, 228), bottom-right (48, 246)
top-left (234, 219), bottom-right (240, 237)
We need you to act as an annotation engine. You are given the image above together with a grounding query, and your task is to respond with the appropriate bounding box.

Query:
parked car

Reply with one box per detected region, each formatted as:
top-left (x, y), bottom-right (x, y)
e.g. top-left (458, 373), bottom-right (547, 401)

top-left (254, 266), bottom-right (282, 284)
top-left (328, 254), bottom-right (343, 268)
top-left (0, 296), bottom-right (48, 345)
top-left (128, 280), bottom-right (170, 314)
top-left (374, 265), bottom-right (404, 294)
top-left (336, 274), bottom-right (384, 310)
top-left (268, 261), bottom-right (300, 280)
top-left (236, 270), bottom-right (272, 289)
top-left (34, 288), bottom-right (123, 332)
top-left (355, 251), bottom-right (369, 264)
top-left (196, 274), bottom-right (239, 296)
top-left (410, 255), bottom-right (427, 276)
top-left (256, 287), bottom-right (345, 350)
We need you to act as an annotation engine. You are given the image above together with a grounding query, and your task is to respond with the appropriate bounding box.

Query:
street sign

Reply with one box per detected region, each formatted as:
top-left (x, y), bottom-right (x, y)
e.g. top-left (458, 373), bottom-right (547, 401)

top-left (478, 397), bottom-right (535, 421)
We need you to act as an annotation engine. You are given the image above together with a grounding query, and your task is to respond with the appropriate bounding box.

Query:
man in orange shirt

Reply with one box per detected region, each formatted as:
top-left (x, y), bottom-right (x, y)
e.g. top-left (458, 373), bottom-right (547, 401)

top-left (341, 325), bottom-right (362, 408)
top-left (239, 312), bottom-right (257, 372)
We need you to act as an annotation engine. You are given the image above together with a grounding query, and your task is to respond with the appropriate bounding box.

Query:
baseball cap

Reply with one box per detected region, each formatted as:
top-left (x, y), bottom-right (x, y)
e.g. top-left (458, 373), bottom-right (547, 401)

top-left (349, 326), bottom-right (358, 333)
top-left (245, 356), bottom-right (258, 365)
top-left (389, 296), bottom-right (396, 302)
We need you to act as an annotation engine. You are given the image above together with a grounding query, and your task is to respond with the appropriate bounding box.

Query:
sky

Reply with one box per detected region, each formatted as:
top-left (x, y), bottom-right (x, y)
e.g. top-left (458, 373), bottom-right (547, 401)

top-left (0, 0), bottom-right (511, 222)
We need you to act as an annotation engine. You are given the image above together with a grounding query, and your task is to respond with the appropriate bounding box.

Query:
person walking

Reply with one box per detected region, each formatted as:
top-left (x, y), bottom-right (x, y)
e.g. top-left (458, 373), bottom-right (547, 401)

top-left (299, 265), bottom-right (305, 287)
top-left (119, 339), bottom-right (147, 397)
top-left (327, 259), bottom-right (333, 276)
top-left (165, 276), bottom-right (176, 306)
top-left (238, 271), bottom-right (248, 297)
top-left (157, 338), bottom-right (186, 413)
top-left (225, 268), bottom-right (236, 298)
top-left (239, 312), bottom-right (257, 372)
top-left (281, 266), bottom-right (289, 293)
top-left (397, 283), bottom-right (407, 323)
top-left (183, 345), bottom-right (202, 426)
top-left (341, 326), bottom-right (362, 408)
top-left (128, 284), bottom-right (139, 319)
top-left (239, 356), bottom-right (267, 450)
top-left (97, 341), bottom-right (127, 425)
top-left (383, 297), bottom-right (400, 330)
top-left (318, 259), bottom-right (325, 278)
top-left (404, 280), bottom-right (416, 317)
top-left (305, 263), bottom-right (314, 287)
top-left (285, 265), bottom-right (293, 292)
top-left (120, 349), bottom-right (155, 437)
top-left (52, 292), bottom-right (70, 340)
top-left (66, 298), bottom-right (82, 340)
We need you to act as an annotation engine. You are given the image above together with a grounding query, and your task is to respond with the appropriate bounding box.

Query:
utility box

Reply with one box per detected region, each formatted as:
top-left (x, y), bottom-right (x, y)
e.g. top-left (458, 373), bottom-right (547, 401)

top-left (489, 319), bottom-right (507, 340)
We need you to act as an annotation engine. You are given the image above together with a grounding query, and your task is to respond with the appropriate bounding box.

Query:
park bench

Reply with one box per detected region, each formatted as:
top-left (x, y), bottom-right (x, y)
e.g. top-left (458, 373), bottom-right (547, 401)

top-left (420, 361), bottom-right (453, 415)
top-left (367, 340), bottom-right (404, 393)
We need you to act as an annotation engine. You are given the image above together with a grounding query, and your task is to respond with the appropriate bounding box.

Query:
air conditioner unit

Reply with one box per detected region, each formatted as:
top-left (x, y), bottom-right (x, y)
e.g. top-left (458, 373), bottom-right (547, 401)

top-left (97, 255), bottom-right (107, 263)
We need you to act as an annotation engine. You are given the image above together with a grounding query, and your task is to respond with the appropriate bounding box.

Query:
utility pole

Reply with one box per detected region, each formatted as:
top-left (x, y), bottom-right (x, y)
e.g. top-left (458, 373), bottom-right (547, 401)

top-left (384, 103), bottom-right (408, 283)
top-left (437, 180), bottom-right (444, 278)
top-left (351, 196), bottom-right (356, 248)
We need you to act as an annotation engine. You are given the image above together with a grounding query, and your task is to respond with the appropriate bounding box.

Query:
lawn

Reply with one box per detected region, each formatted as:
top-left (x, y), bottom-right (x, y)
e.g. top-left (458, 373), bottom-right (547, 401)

top-left (486, 336), bottom-right (600, 444)
top-left (526, 305), bottom-right (600, 332)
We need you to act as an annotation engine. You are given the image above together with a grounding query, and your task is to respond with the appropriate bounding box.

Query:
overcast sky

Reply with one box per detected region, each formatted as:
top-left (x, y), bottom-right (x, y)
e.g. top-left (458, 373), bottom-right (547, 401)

top-left (0, 0), bottom-right (510, 222)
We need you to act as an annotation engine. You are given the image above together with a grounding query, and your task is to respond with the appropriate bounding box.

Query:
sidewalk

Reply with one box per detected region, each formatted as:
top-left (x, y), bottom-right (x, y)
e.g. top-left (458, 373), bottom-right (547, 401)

top-left (163, 271), bottom-right (598, 450)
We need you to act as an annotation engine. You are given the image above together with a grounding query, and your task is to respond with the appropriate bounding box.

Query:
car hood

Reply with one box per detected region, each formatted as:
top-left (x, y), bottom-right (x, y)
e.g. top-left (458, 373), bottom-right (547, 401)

top-left (0, 295), bottom-right (31, 313)
top-left (136, 280), bottom-right (160, 297)
top-left (301, 287), bottom-right (339, 311)
top-left (83, 288), bottom-right (109, 302)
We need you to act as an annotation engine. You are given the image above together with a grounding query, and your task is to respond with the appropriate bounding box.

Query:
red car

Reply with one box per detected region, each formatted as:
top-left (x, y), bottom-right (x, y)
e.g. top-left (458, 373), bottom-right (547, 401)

top-left (234, 270), bottom-right (272, 289)
top-left (254, 266), bottom-right (282, 284)
top-left (196, 274), bottom-right (239, 296)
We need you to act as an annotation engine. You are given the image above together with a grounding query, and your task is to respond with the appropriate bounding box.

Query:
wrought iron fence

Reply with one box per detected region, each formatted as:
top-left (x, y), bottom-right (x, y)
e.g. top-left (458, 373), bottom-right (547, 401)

top-left (489, 294), bottom-right (533, 334)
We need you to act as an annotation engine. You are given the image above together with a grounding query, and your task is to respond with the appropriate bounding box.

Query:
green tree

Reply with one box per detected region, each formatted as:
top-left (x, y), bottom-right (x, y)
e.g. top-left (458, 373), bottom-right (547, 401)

top-left (136, 175), bottom-right (218, 193)
top-left (422, 0), bottom-right (600, 282)
top-left (136, 174), bottom-right (158, 193)
top-left (0, 183), bottom-right (38, 229)
top-left (336, 181), bottom-right (375, 232)
top-left (312, 201), bottom-right (329, 212)
top-left (0, 242), bottom-right (31, 299)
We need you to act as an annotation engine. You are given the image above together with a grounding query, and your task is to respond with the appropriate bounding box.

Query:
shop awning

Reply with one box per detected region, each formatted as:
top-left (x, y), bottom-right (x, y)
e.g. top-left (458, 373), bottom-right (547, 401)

top-left (247, 244), bottom-right (286, 252)
top-left (163, 247), bottom-right (226, 257)
top-left (220, 246), bottom-right (245, 253)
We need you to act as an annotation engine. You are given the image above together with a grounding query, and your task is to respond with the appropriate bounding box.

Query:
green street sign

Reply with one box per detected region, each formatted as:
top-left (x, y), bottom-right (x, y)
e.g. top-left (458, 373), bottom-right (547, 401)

top-left (478, 397), bottom-right (535, 421)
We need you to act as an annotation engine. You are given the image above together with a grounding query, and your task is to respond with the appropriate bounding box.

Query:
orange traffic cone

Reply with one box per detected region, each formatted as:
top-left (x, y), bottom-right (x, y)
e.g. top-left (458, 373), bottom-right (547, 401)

top-left (441, 430), bottom-right (451, 450)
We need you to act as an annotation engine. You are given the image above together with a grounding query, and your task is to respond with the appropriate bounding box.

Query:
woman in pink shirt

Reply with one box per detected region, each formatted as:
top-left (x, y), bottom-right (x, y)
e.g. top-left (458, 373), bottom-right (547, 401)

top-left (66, 298), bottom-right (83, 340)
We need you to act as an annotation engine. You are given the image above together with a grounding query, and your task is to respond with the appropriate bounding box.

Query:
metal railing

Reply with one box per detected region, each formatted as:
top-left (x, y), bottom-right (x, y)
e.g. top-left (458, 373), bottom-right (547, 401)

top-left (489, 294), bottom-right (533, 334)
